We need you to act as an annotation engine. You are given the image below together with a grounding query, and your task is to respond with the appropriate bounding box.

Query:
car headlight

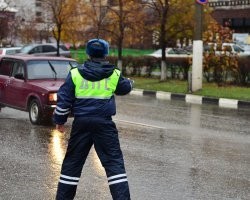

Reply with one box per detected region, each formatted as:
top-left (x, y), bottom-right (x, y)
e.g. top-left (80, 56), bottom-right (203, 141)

top-left (49, 93), bottom-right (57, 103)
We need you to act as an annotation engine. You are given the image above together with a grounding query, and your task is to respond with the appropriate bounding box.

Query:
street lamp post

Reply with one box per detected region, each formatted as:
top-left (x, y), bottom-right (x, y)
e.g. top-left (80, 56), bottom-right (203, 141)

top-left (191, 0), bottom-right (207, 92)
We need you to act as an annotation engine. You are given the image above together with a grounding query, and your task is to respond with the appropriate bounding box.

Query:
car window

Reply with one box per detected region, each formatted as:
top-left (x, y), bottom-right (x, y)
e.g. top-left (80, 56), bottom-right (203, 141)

top-left (20, 45), bottom-right (34, 53)
top-left (0, 60), bottom-right (14, 76)
top-left (27, 60), bottom-right (78, 79)
top-left (12, 62), bottom-right (25, 77)
top-left (30, 46), bottom-right (43, 54)
top-left (59, 45), bottom-right (69, 51)
top-left (174, 48), bottom-right (188, 54)
top-left (6, 49), bottom-right (20, 55)
top-left (0, 48), bottom-right (21, 55)
top-left (43, 45), bottom-right (56, 52)
top-left (168, 49), bottom-right (175, 54)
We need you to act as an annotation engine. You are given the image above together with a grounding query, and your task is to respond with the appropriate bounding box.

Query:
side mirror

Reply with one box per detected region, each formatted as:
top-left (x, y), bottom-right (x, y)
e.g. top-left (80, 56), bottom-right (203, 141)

top-left (14, 73), bottom-right (25, 80)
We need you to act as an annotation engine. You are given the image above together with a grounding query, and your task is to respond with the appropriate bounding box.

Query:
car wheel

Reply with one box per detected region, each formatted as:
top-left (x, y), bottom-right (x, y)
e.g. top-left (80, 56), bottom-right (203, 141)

top-left (29, 99), bottom-right (42, 125)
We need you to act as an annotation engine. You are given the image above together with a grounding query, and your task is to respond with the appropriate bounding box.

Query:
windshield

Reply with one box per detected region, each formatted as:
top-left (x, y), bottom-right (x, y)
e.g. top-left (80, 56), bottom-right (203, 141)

top-left (20, 45), bottom-right (35, 53)
top-left (27, 60), bottom-right (78, 79)
top-left (59, 45), bottom-right (69, 51)
top-left (233, 45), bottom-right (244, 53)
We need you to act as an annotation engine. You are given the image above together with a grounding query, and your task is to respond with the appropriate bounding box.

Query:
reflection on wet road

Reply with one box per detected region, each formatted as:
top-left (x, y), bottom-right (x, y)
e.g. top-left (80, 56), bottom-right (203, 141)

top-left (49, 130), bottom-right (65, 165)
top-left (0, 94), bottom-right (250, 200)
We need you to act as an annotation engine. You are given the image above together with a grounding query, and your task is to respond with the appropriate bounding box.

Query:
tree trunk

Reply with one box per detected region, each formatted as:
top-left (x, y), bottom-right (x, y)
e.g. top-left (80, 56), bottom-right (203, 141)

top-left (56, 25), bottom-right (61, 57)
top-left (117, 0), bottom-right (124, 72)
top-left (117, 59), bottom-right (122, 71)
top-left (159, 0), bottom-right (168, 81)
top-left (160, 60), bottom-right (167, 81)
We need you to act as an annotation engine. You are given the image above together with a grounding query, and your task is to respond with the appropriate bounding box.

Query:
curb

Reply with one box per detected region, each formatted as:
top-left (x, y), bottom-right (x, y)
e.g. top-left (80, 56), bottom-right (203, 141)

top-left (130, 89), bottom-right (250, 109)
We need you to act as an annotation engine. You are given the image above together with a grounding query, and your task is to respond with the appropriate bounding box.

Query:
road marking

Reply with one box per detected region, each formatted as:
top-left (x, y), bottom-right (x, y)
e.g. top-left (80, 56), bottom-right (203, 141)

top-left (114, 119), bottom-right (165, 129)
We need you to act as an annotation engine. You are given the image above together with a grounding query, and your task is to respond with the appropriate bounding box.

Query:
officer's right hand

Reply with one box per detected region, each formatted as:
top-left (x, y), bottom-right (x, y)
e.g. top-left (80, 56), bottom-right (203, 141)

top-left (56, 124), bottom-right (65, 133)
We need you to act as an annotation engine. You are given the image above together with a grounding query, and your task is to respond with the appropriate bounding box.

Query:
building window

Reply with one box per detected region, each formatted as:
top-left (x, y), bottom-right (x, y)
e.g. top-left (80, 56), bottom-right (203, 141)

top-left (36, 2), bottom-right (42, 7)
top-left (245, 18), bottom-right (250, 26)
top-left (36, 0), bottom-right (42, 7)
top-left (36, 11), bottom-right (43, 22)
top-left (232, 18), bottom-right (244, 27)
top-left (36, 12), bottom-right (42, 17)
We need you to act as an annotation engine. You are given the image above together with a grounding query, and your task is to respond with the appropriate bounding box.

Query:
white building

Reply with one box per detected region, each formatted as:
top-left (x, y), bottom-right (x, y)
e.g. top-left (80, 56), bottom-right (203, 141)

top-left (9, 0), bottom-right (42, 22)
top-left (0, 0), bottom-right (17, 12)
top-left (7, 0), bottom-right (53, 43)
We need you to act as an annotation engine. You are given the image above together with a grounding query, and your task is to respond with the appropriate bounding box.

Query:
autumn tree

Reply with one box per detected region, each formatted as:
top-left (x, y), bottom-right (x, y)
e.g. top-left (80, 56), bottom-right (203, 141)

top-left (143, 0), bottom-right (170, 81)
top-left (203, 19), bottom-right (238, 85)
top-left (82, 0), bottom-right (109, 39)
top-left (13, 6), bottom-right (43, 44)
top-left (43, 0), bottom-right (82, 56)
top-left (19, 19), bottom-right (39, 44)
top-left (203, 19), bottom-right (234, 45)
top-left (0, 18), bottom-right (9, 45)
top-left (60, 6), bottom-right (85, 47)
top-left (143, 0), bottom-right (214, 81)
top-left (100, 0), bottom-right (145, 70)
top-left (166, 0), bottom-right (194, 47)
top-left (0, 0), bottom-right (15, 46)
top-left (122, 1), bottom-right (148, 49)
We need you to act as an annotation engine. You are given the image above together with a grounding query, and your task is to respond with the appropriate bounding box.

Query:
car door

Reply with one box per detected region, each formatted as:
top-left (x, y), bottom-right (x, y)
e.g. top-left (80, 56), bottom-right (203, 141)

top-left (29, 45), bottom-right (43, 56)
top-left (0, 59), bottom-right (14, 105)
top-left (4, 60), bottom-right (27, 109)
top-left (42, 45), bottom-right (57, 56)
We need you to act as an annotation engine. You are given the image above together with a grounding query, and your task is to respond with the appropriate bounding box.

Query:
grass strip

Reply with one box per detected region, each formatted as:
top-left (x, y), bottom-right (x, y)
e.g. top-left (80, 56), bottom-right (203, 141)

top-left (133, 77), bottom-right (250, 101)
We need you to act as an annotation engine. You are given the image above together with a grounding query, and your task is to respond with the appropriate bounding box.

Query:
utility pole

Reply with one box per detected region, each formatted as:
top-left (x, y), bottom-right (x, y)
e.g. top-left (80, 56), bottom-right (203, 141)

top-left (191, 0), bottom-right (207, 92)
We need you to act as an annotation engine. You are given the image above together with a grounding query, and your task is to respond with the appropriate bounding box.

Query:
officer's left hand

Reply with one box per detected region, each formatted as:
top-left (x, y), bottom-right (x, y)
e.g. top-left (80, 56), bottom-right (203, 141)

top-left (128, 78), bottom-right (134, 87)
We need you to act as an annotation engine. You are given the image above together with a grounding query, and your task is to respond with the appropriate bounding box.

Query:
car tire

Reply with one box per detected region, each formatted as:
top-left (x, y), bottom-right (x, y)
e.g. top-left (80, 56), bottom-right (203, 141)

top-left (29, 99), bottom-right (43, 125)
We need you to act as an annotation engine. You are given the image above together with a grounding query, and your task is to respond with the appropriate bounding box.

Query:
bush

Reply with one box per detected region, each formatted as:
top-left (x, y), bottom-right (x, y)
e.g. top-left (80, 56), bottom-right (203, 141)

top-left (106, 53), bottom-right (250, 87)
top-left (237, 56), bottom-right (250, 85)
top-left (107, 56), bottom-right (190, 80)
top-left (165, 57), bottom-right (191, 80)
top-left (203, 51), bottom-right (250, 86)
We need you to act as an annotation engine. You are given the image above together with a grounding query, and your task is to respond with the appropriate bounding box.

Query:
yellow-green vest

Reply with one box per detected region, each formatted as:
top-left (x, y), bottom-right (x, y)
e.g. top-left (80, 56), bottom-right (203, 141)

top-left (71, 68), bottom-right (121, 99)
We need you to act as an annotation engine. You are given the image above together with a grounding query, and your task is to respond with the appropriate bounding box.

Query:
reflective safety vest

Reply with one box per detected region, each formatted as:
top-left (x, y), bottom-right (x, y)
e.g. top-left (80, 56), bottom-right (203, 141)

top-left (71, 68), bottom-right (121, 99)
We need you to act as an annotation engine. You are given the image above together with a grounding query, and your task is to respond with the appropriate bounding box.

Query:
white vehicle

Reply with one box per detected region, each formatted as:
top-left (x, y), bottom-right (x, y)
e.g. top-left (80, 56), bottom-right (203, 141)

top-left (0, 47), bottom-right (21, 55)
top-left (147, 48), bottom-right (192, 58)
top-left (204, 43), bottom-right (249, 56)
top-left (242, 45), bottom-right (250, 55)
top-left (18, 43), bottom-right (71, 58)
top-left (222, 43), bottom-right (246, 55)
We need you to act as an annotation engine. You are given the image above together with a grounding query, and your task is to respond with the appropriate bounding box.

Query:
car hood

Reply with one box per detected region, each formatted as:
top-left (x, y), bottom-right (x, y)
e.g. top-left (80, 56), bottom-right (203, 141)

top-left (28, 79), bottom-right (65, 91)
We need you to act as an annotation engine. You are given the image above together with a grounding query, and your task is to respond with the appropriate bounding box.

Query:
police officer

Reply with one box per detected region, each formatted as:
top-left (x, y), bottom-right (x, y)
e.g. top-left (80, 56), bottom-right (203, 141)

top-left (53, 38), bottom-right (133, 200)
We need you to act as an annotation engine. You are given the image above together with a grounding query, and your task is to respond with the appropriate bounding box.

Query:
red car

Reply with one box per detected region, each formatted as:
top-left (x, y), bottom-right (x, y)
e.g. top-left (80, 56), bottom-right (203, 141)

top-left (0, 55), bottom-right (78, 125)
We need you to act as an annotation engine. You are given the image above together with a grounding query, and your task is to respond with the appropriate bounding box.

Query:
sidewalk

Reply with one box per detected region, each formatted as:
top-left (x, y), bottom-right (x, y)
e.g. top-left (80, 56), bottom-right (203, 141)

top-left (130, 88), bottom-right (250, 109)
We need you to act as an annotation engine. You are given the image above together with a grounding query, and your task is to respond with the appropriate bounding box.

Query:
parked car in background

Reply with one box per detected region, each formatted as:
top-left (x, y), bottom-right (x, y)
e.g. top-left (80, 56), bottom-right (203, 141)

top-left (221, 43), bottom-right (246, 55)
top-left (0, 55), bottom-right (78, 125)
top-left (204, 43), bottom-right (250, 56)
top-left (242, 45), bottom-right (250, 55)
top-left (0, 47), bottom-right (21, 55)
top-left (147, 48), bottom-right (192, 58)
top-left (19, 43), bottom-right (71, 57)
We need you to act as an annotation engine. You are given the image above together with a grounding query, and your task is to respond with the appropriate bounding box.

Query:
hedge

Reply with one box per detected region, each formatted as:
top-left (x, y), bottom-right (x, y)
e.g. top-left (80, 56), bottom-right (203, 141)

top-left (106, 55), bottom-right (250, 86)
top-left (107, 56), bottom-right (191, 80)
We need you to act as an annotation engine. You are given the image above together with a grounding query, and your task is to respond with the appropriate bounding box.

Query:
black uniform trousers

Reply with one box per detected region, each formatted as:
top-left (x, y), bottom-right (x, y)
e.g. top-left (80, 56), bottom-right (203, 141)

top-left (56, 117), bottom-right (131, 200)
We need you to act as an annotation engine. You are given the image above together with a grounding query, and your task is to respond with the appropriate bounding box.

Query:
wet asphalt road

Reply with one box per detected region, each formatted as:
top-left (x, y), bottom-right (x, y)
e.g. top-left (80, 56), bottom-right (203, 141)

top-left (0, 94), bottom-right (250, 200)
